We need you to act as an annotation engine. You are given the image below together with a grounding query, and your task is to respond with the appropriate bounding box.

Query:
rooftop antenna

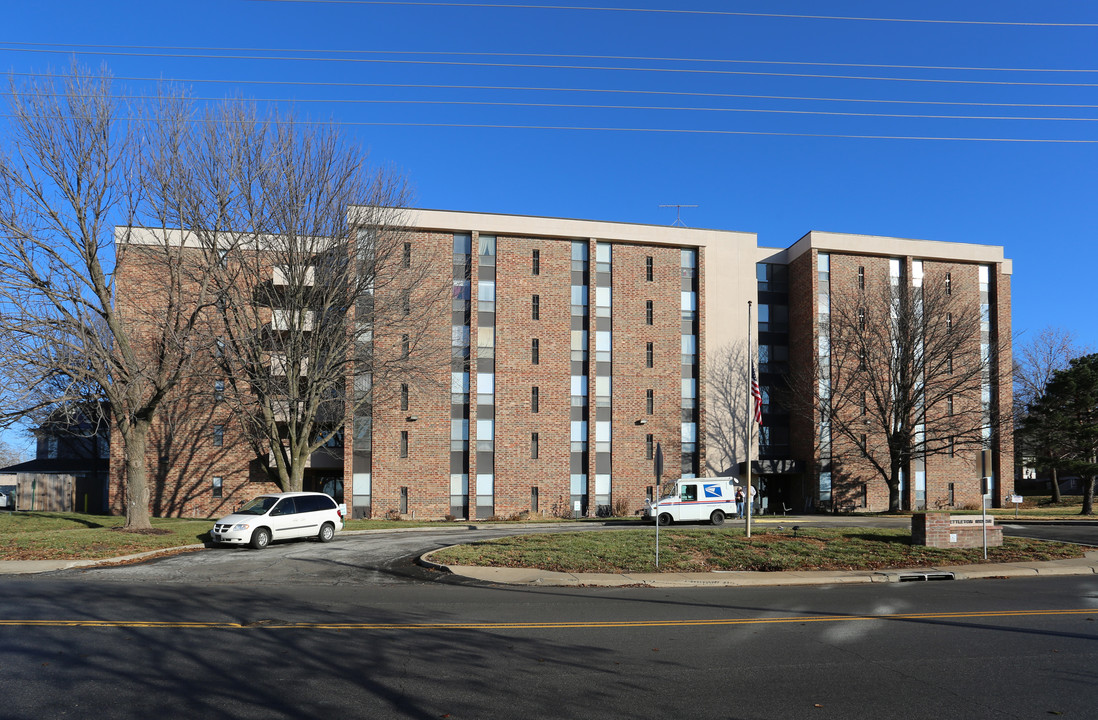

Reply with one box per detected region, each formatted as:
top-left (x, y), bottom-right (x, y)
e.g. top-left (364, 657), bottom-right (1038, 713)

top-left (659, 204), bottom-right (698, 227)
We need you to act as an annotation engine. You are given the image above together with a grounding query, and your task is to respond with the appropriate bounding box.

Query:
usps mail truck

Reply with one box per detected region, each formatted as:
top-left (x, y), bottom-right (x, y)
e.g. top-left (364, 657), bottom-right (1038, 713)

top-left (644, 477), bottom-right (740, 526)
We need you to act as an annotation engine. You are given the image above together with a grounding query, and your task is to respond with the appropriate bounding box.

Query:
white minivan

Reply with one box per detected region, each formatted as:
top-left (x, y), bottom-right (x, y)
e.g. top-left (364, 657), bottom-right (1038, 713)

top-left (211, 492), bottom-right (344, 549)
top-left (644, 478), bottom-right (741, 526)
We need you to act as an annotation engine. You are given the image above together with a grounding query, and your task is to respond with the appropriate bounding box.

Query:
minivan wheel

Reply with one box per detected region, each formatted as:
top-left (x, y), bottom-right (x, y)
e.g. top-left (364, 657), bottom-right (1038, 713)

top-left (658, 513), bottom-right (672, 526)
top-left (250, 528), bottom-right (271, 550)
top-left (318, 522), bottom-right (335, 543)
top-left (710, 510), bottom-right (725, 526)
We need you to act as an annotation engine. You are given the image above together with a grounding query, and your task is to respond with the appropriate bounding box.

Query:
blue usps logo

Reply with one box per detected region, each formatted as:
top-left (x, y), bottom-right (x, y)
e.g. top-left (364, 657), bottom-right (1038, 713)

top-left (703, 484), bottom-right (722, 499)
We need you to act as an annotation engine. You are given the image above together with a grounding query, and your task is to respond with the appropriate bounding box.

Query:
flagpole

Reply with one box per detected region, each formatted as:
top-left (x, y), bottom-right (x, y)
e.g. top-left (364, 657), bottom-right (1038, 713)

top-left (746, 300), bottom-right (753, 539)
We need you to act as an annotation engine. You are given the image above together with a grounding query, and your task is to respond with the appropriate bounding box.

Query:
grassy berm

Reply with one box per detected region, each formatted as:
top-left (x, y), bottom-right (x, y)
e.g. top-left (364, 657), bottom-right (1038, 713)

top-left (429, 527), bottom-right (1087, 574)
top-left (0, 513), bottom-right (212, 561)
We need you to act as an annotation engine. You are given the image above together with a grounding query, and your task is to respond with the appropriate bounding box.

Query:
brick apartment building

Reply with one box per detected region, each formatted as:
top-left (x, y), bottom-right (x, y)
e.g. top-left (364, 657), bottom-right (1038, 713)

top-left (109, 209), bottom-right (1013, 518)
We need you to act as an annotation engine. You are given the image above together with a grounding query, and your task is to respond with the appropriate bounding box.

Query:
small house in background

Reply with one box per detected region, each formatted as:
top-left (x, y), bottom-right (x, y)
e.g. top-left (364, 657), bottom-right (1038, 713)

top-left (0, 404), bottom-right (110, 513)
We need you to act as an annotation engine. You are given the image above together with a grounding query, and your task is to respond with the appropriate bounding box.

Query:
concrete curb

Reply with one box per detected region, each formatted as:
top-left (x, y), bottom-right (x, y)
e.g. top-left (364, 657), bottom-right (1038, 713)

top-left (0, 544), bottom-right (207, 575)
top-left (419, 550), bottom-right (1098, 588)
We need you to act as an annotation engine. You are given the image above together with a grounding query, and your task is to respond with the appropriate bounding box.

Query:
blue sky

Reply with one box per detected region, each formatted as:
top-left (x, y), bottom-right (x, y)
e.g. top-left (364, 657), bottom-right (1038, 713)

top-left (1, 1), bottom-right (1096, 455)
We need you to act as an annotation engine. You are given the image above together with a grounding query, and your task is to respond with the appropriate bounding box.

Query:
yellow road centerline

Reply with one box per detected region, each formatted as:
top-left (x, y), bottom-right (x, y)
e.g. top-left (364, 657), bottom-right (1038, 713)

top-left (0, 608), bottom-right (1093, 631)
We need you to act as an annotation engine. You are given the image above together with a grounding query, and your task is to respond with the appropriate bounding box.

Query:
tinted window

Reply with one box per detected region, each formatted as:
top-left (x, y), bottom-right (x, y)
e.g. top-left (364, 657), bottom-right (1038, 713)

top-left (299, 495), bottom-right (336, 512)
top-left (270, 498), bottom-right (298, 516)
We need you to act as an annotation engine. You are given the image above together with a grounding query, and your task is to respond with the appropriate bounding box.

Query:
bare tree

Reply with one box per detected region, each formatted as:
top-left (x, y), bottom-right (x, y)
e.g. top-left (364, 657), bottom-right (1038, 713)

top-left (0, 66), bottom-right (226, 530)
top-left (188, 110), bottom-right (446, 491)
top-left (791, 271), bottom-right (1001, 512)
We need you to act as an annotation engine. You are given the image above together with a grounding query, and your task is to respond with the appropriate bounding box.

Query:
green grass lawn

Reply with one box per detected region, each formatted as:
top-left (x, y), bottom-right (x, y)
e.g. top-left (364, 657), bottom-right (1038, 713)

top-left (428, 527), bottom-right (1088, 574)
top-left (0, 512), bottom-right (213, 561)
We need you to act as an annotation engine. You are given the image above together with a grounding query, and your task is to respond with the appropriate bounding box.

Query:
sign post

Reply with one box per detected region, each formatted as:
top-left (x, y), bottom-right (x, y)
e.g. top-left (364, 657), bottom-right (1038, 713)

top-left (654, 442), bottom-right (663, 570)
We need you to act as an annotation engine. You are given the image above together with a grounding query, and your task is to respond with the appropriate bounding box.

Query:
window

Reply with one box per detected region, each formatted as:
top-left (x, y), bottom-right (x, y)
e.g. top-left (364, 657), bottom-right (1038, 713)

top-left (531, 433), bottom-right (539, 459)
top-left (532, 249), bottom-right (540, 275)
top-left (646, 342), bottom-right (654, 368)
top-left (646, 389), bottom-right (654, 415)
top-left (212, 476), bottom-right (223, 498)
top-left (861, 393), bottom-right (868, 416)
top-left (645, 300), bottom-right (653, 325)
top-left (532, 294), bottom-right (540, 320)
top-left (860, 434), bottom-right (867, 456)
top-left (948, 353), bottom-right (954, 374)
top-left (946, 272), bottom-right (952, 295)
top-left (858, 308), bottom-right (866, 329)
top-left (531, 338), bottom-right (540, 365)
top-left (646, 433), bottom-right (654, 460)
top-left (947, 395), bottom-right (954, 416)
top-left (680, 484), bottom-right (697, 502)
top-left (403, 242), bottom-right (412, 268)
top-left (858, 266), bottom-right (865, 289)
top-left (947, 313), bottom-right (953, 333)
top-left (214, 380), bottom-right (224, 403)
top-left (531, 386), bottom-right (540, 413)
top-left (213, 425), bottom-right (224, 447)
top-left (403, 291), bottom-right (411, 316)
top-left (400, 430), bottom-right (409, 458)
top-left (948, 436), bottom-right (955, 457)
top-left (645, 256), bottom-right (653, 282)
top-left (400, 383), bottom-right (409, 411)
top-left (402, 334), bottom-right (410, 359)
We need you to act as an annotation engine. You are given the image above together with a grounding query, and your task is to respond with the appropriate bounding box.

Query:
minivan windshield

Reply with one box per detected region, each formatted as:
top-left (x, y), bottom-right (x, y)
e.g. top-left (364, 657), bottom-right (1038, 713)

top-left (236, 497), bottom-right (280, 515)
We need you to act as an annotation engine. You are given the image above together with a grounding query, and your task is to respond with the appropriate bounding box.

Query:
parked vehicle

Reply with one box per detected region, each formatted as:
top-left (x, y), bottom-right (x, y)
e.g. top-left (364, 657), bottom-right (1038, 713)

top-left (211, 492), bottom-right (344, 549)
top-left (643, 478), bottom-right (741, 526)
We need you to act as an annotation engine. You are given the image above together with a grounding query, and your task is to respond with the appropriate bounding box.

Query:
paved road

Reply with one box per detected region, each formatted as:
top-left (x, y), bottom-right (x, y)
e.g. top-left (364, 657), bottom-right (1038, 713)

top-left (1, 568), bottom-right (1096, 719)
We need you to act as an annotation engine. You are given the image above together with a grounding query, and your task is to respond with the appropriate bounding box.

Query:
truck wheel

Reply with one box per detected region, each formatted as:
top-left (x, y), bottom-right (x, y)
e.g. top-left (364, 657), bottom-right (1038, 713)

top-left (710, 510), bottom-right (725, 526)
top-left (658, 513), bottom-right (672, 526)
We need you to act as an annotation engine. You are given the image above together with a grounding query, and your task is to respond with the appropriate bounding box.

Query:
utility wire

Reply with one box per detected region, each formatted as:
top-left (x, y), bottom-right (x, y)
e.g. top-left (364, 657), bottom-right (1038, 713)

top-left (3, 41), bottom-right (1097, 75)
top-left (10, 72), bottom-right (1098, 111)
top-left (0, 113), bottom-right (1092, 143)
top-left (246, 0), bottom-right (1098, 28)
top-left (4, 45), bottom-right (1098, 87)
top-left (3, 90), bottom-right (1092, 122)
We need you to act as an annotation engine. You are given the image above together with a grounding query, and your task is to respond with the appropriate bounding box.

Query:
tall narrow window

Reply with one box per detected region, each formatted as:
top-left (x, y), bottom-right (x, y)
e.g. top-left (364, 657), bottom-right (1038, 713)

top-left (645, 300), bottom-right (653, 325)
top-left (213, 425), bottom-right (224, 447)
top-left (646, 433), bottom-right (654, 460)
top-left (531, 338), bottom-right (540, 365)
top-left (646, 389), bottom-right (654, 415)
top-left (400, 383), bottom-right (409, 411)
top-left (403, 291), bottom-right (411, 316)
top-left (531, 386), bottom-right (540, 413)
top-left (948, 436), bottom-right (955, 457)
top-left (645, 256), bottom-right (653, 282)
top-left (400, 430), bottom-right (408, 458)
top-left (948, 354), bottom-right (954, 374)
top-left (646, 342), bottom-right (654, 368)
top-left (945, 272), bottom-right (952, 295)
top-left (531, 433), bottom-right (539, 459)
top-left (403, 242), bottom-right (411, 268)
top-left (532, 249), bottom-right (540, 275)
top-left (214, 380), bottom-right (224, 403)
top-left (212, 476), bottom-right (223, 498)
top-left (947, 313), bottom-right (953, 333)
top-left (858, 308), bottom-right (866, 329)
top-left (532, 294), bottom-right (540, 320)
top-left (858, 266), bottom-right (865, 289)
top-left (402, 334), bottom-right (410, 359)
top-left (947, 395), bottom-right (954, 416)
top-left (860, 434), bottom-right (867, 456)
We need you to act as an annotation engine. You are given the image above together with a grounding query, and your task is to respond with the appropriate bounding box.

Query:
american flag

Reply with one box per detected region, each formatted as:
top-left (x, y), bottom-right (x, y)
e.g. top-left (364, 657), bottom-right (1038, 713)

top-left (751, 367), bottom-right (763, 425)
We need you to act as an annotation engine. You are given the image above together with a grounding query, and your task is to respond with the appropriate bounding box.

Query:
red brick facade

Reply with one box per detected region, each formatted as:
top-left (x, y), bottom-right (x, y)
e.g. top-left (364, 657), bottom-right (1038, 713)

top-left (109, 216), bottom-right (1013, 520)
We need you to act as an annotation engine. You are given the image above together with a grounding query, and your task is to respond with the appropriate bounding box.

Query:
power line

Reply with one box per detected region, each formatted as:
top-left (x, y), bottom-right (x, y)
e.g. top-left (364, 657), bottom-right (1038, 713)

top-left (5, 90), bottom-right (1092, 123)
top-left (246, 0), bottom-right (1098, 28)
top-left (1, 113), bottom-right (1092, 143)
top-left (3, 41), bottom-right (1097, 75)
top-left (5, 45), bottom-right (1098, 87)
top-left (11, 72), bottom-right (1098, 112)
